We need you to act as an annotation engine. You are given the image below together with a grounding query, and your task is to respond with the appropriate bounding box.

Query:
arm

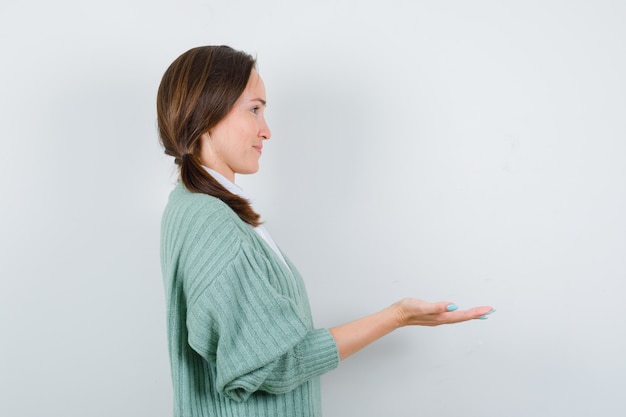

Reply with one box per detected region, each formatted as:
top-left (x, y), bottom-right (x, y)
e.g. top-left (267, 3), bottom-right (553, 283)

top-left (185, 238), bottom-right (341, 402)
top-left (330, 298), bottom-right (494, 360)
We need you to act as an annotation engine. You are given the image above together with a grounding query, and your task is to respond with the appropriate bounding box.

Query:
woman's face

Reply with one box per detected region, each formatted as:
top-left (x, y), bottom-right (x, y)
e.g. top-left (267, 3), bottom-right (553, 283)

top-left (200, 69), bottom-right (271, 182)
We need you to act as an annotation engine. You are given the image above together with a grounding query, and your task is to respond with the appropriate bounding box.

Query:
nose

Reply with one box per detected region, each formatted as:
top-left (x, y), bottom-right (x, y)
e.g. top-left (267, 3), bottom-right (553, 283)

top-left (260, 117), bottom-right (271, 140)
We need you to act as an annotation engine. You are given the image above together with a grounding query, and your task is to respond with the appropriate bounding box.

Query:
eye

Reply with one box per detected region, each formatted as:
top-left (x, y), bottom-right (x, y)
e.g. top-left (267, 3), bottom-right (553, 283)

top-left (251, 106), bottom-right (259, 114)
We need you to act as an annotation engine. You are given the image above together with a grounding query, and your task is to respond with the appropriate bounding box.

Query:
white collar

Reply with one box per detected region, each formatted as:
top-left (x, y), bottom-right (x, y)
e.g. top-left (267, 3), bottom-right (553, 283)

top-left (201, 166), bottom-right (290, 269)
top-left (202, 166), bottom-right (251, 201)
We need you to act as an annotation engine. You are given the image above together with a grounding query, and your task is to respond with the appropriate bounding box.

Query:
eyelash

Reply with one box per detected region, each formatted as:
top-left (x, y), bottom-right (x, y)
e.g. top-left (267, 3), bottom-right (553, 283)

top-left (251, 106), bottom-right (260, 114)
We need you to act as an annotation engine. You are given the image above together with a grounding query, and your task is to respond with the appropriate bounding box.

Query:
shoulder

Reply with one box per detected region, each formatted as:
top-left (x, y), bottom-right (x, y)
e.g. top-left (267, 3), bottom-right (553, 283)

top-left (163, 182), bottom-right (240, 228)
top-left (165, 182), bottom-right (229, 214)
top-left (161, 182), bottom-right (251, 254)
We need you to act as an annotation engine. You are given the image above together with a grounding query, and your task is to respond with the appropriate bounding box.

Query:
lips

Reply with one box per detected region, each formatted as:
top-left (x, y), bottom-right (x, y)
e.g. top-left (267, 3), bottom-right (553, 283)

top-left (253, 145), bottom-right (263, 155)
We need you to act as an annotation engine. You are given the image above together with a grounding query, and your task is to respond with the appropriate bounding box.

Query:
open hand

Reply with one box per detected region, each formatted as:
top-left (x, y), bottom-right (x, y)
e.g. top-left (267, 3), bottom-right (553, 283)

top-left (394, 298), bottom-right (494, 327)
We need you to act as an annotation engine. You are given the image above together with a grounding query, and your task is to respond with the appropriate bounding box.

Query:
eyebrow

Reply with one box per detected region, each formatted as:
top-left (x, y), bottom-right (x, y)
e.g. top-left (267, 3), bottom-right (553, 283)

top-left (251, 98), bottom-right (267, 106)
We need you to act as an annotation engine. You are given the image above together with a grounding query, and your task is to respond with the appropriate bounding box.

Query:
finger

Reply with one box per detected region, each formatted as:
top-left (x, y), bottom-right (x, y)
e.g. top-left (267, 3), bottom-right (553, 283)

top-left (474, 307), bottom-right (496, 320)
top-left (463, 306), bottom-right (495, 320)
top-left (437, 306), bottom-right (494, 324)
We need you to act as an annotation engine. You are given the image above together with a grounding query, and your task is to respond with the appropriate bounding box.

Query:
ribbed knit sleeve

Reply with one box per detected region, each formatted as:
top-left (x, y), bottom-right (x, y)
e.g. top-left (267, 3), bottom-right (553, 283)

top-left (186, 246), bottom-right (338, 402)
top-left (168, 187), bottom-right (339, 406)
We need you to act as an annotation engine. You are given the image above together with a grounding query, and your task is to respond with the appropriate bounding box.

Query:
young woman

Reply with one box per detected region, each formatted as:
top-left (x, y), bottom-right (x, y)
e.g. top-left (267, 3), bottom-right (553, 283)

top-left (157, 45), bottom-right (494, 417)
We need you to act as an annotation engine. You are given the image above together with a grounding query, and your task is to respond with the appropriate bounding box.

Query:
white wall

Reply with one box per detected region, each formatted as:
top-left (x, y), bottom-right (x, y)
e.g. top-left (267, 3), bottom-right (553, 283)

top-left (1, 1), bottom-right (625, 416)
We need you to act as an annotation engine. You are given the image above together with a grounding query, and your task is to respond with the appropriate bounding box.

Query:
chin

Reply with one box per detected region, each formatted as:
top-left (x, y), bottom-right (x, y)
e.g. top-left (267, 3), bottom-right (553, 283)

top-left (238, 165), bottom-right (260, 175)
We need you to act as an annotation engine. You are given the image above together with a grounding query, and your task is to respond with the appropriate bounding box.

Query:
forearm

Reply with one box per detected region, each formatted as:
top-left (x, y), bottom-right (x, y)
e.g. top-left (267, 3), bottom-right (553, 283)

top-left (329, 304), bottom-right (401, 360)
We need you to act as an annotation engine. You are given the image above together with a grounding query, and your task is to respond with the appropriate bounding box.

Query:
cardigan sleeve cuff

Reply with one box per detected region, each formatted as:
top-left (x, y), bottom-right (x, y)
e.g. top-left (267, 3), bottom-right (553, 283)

top-left (222, 328), bottom-right (339, 401)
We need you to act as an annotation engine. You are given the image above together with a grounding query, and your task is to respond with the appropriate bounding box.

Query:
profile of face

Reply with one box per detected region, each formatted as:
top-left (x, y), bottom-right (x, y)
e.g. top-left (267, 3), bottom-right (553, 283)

top-left (199, 69), bottom-right (271, 182)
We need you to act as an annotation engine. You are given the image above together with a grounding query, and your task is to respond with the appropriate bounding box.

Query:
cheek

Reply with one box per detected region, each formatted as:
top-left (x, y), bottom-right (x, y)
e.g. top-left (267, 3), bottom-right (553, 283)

top-left (215, 124), bottom-right (243, 155)
top-left (235, 125), bottom-right (255, 149)
top-left (214, 117), bottom-right (255, 157)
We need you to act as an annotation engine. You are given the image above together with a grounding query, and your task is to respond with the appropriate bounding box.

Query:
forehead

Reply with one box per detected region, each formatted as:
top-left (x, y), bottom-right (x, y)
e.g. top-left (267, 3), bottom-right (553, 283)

top-left (240, 69), bottom-right (266, 100)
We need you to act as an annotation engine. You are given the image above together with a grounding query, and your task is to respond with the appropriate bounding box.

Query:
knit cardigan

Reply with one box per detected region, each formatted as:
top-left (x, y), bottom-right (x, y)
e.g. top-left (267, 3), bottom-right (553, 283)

top-left (160, 183), bottom-right (340, 417)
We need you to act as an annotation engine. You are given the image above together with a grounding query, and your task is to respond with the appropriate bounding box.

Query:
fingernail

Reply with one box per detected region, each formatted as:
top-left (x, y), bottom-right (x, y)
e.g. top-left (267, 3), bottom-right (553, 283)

top-left (477, 309), bottom-right (496, 320)
top-left (446, 304), bottom-right (458, 311)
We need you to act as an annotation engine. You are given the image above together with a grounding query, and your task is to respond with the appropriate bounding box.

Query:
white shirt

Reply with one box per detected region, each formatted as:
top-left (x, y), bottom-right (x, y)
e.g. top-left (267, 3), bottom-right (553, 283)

top-left (202, 166), bottom-right (288, 267)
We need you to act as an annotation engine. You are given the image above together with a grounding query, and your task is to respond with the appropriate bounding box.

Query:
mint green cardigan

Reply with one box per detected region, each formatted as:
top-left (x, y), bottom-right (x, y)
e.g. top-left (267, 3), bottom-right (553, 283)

top-left (161, 183), bottom-right (340, 417)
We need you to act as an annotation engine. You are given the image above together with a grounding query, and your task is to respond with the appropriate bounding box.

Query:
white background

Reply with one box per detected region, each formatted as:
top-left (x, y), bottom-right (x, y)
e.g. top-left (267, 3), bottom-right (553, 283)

top-left (1, 1), bottom-right (625, 416)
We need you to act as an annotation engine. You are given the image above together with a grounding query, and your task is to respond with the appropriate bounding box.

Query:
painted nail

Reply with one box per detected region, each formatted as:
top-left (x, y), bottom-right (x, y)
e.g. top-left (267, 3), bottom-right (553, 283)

top-left (477, 309), bottom-right (496, 320)
top-left (446, 304), bottom-right (458, 311)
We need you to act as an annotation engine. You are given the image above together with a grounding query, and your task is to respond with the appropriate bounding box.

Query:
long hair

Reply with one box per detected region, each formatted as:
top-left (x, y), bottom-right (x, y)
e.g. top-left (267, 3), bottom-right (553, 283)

top-left (157, 45), bottom-right (261, 226)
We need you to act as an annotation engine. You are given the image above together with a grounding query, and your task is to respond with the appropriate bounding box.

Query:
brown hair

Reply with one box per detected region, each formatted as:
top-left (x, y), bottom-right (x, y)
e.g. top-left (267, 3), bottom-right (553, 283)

top-left (157, 45), bottom-right (261, 226)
